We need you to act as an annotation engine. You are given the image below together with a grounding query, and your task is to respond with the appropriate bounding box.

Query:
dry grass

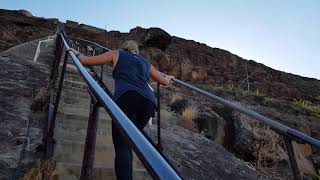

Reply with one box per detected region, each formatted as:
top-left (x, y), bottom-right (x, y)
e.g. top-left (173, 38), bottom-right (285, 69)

top-left (160, 109), bottom-right (173, 122)
top-left (292, 98), bottom-right (320, 115)
top-left (178, 105), bottom-right (199, 132)
top-left (250, 133), bottom-right (287, 173)
top-left (313, 169), bottom-right (320, 180)
top-left (170, 93), bottom-right (184, 105)
top-left (23, 160), bottom-right (56, 180)
top-left (224, 84), bottom-right (263, 97)
top-left (31, 86), bottom-right (50, 112)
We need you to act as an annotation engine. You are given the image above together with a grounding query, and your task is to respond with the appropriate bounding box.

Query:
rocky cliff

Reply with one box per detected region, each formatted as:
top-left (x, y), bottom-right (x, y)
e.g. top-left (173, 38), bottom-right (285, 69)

top-left (0, 39), bottom-right (55, 179)
top-left (0, 9), bottom-right (58, 51)
top-left (1, 9), bottom-right (319, 102)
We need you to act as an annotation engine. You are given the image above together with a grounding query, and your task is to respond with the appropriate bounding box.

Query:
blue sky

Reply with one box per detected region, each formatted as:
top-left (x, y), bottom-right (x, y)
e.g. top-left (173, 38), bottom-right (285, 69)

top-left (2, 0), bottom-right (319, 79)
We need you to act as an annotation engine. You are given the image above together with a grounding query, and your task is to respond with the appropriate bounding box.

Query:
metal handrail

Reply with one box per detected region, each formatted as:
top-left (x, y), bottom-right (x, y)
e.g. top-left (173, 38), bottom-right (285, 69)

top-left (70, 36), bottom-right (111, 51)
top-left (170, 77), bottom-right (320, 147)
top-left (60, 32), bottom-right (181, 180)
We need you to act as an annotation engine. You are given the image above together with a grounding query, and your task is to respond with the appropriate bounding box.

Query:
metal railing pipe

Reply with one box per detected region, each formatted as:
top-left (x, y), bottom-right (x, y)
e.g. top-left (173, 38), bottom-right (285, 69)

top-left (70, 36), bottom-right (111, 51)
top-left (169, 77), bottom-right (320, 148)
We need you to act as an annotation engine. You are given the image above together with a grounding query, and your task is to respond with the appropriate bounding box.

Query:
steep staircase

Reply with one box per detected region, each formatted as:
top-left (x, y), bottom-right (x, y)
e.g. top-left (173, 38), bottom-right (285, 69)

top-left (50, 52), bottom-right (151, 179)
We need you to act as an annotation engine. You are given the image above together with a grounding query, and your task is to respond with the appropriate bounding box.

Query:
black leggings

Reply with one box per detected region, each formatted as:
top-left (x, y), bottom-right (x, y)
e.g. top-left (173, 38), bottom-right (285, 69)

top-left (112, 91), bottom-right (155, 180)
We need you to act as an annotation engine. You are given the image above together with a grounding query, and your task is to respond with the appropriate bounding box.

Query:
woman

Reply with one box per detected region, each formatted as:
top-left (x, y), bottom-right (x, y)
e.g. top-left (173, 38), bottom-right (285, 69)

top-left (67, 40), bottom-right (173, 180)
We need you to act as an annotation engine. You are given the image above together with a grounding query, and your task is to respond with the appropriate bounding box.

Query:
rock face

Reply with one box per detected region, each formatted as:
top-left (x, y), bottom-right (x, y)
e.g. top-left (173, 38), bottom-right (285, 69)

top-left (1, 9), bottom-right (319, 102)
top-left (158, 84), bottom-right (320, 179)
top-left (65, 20), bottom-right (78, 29)
top-left (18, 9), bottom-right (33, 17)
top-left (0, 9), bottom-right (58, 52)
top-left (145, 110), bottom-right (268, 180)
top-left (0, 38), bottom-right (55, 179)
top-left (78, 24), bottom-right (105, 34)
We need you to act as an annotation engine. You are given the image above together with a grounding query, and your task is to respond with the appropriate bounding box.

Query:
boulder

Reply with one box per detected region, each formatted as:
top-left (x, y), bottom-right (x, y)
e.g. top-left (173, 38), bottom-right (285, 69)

top-left (66, 20), bottom-right (78, 29)
top-left (18, 10), bottom-right (33, 17)
top-left (46, 18), bottom-right (59, 25)
top-left (170, 99), bottom-right (188, 114)
top-left (78, 24), bottom-right (104, 34)
top-left (144, 28), bottom-right (172, 50)
top-left (196, 109), bottom-right (226, 144)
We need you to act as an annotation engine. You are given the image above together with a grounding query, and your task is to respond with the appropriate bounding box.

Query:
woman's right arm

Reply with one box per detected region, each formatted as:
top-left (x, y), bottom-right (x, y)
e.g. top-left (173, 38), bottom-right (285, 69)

top-left (150, 66), bottom-right (174, 86)
top-left (67, 48), bottom-right (119, 66)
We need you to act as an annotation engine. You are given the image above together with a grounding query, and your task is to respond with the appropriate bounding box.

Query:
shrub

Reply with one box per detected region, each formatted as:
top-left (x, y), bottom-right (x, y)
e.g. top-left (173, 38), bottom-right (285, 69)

top-left (170, 93), bottom-right (183, 105)
top-left (224, 84), bottom-right (263, 97)
top-left (250, 133), bottom-right (285, 170)
top-left (225, 84), bottom-right (242, 92)
top-left (179, 105), bottom-right (199, 131)
top-left (292, 98), bottom-right (320, 115)
top-left (23, 160), bottom-right (56, 180)
top-left (169, 93), bottom-right (188, 113)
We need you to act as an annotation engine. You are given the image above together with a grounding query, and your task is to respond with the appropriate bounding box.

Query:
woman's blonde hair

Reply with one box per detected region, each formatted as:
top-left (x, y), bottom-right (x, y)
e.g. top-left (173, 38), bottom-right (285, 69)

top-left (120, 40), bottom-right (140, 54)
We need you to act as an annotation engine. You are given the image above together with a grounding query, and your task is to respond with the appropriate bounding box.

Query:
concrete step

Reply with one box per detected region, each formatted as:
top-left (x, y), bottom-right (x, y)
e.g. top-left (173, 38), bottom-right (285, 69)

top-left (63, 84), bottom-right (88, 93)
top-left (59, 102), bottom-right (90, 111)
top-left (62, 89), bottom-right (89, 98)
top-left (57, 107), bottom-right (111, 120)
top-left (56, 113), bottom-right (111, 129)
top-left (54, 127), bottom-right (111, 143)
top-left (63, 79), bottom-right (87, 87)
top-left (54, 121), bottom-right (112, 139)
top-left (55, 162), bottom-right (151, 180)
top-left (64, 73), bottom-right (85, 82)
top-left (53, 139), bottom-right (114, 166)
top-left (53, 139), bottom-right (145, 169)
top-left (60, 95), bottom-right (90, 106)
top-left (64, 80), bottom-right (88, 89)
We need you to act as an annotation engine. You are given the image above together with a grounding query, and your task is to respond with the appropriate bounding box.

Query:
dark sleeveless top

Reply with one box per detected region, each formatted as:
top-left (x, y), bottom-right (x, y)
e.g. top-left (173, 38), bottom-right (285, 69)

top-left (112, 50), bottom-right (156, 107)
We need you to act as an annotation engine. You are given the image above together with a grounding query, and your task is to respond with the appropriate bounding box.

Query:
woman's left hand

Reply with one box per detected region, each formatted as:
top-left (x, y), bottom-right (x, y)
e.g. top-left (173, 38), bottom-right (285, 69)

top-left (165, 75), bottom-right (174, 82)
top-left (66, 48), bottom-right (80, 55)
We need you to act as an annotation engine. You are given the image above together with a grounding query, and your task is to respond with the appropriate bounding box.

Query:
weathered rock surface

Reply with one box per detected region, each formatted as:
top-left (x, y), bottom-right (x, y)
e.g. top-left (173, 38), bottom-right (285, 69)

top-left (158, 83), bottom-right (320, 179)
top-left (0, 38), bottom-right (55, 179)
top-left (0, 9), bottom-right (58, 52)
top-left (2, 8), bottom-right (319, 101)
top-left (145, 110), bottom-right (268, 180)
top-left (18, 9), bottom-right (33, 17)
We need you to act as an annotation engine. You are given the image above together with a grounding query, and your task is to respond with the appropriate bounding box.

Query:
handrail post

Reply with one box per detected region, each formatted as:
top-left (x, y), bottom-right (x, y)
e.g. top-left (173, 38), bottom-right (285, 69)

top-left (157, 82), bottom-right (162, 151)
top-left (46, 49), bottom-right (68, 159)
top-left (100, 64), bottom-right (103, 81)
top-left (50, 35), bottom-right (63, 80)
top-left (80, 90), bottom-right (100, 180)
top-left (283, 137), bottom-right (302, 180)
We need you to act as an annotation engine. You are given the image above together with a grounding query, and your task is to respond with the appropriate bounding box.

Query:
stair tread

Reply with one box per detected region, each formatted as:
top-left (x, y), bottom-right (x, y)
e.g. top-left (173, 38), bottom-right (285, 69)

top-left (58, 107), bottom-right (111, 119)
top-left (55, 162), bottom-right (150, 180)
top-left (54, 140), bottom-right (145, 169)
top-left (54, 129), bottom-right (112, 142)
